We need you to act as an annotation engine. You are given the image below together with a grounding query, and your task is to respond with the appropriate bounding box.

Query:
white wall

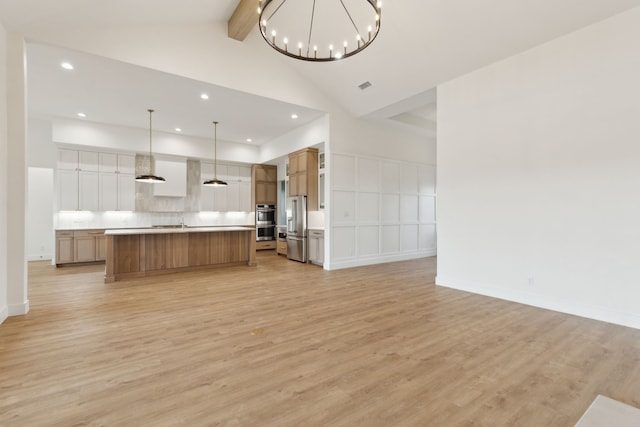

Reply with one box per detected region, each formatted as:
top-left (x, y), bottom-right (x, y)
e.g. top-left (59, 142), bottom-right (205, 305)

top-left (0, 23), bottom-right (8, 324)
top-left (6, 33), bottom-right (28, 317)
top-left (28, 117), bottom-right (55, 168)
top-left (259, 115), bottom-right (329, 164)
top-left (27, 168), bottom-right (54, 260)
top-left (437, 7), bottom-right (640, 329)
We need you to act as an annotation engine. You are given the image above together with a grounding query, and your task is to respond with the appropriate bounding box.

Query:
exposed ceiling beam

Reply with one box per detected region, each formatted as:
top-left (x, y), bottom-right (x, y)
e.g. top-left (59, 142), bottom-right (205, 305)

top-left (228, 0), bottom-right (257, 41)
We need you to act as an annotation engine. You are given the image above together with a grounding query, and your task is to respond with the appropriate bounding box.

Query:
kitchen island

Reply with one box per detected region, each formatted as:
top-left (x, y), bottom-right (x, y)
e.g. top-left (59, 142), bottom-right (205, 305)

top-left (104, 226), bottom-right (256, 283)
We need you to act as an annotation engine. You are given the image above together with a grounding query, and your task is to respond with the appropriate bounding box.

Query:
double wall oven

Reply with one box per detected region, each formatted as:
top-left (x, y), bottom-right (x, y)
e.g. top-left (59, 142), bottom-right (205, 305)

top-left (256, 204), bottom-right (276, 241)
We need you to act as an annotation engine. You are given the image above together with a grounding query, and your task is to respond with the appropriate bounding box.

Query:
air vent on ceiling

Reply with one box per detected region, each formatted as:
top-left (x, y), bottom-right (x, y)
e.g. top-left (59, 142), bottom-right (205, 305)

top-left (358, 81), bottom-right (372, 90)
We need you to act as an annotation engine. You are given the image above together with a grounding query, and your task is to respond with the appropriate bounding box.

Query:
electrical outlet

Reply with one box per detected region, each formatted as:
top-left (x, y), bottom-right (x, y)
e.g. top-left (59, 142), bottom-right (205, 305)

top-left (528, 277), bottom-right (534, 286)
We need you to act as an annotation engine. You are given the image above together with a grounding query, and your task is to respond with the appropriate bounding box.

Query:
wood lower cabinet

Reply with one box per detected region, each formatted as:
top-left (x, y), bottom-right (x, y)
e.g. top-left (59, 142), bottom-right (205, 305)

top-left (56, 229), bottom-right (105, 265)
top-left (56, 231), bottom-right (74, 264)
top-left (277, 240), bottom-right (287, 256)
top-left (96, 235), bottom-right (107, 261)
top-left (256, 241), bottom-right (276, 250)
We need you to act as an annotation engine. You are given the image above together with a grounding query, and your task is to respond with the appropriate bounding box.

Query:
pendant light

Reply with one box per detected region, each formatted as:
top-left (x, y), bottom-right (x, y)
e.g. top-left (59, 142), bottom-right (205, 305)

top-left (203, 121), bottom-right (228, 187)
top-left (135, 109), bottom-right (166, 183)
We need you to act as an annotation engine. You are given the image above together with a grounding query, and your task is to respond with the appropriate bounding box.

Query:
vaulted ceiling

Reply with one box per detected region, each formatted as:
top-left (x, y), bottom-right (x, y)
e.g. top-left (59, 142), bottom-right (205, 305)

top-left (1, 0), bottom-right (639, 144)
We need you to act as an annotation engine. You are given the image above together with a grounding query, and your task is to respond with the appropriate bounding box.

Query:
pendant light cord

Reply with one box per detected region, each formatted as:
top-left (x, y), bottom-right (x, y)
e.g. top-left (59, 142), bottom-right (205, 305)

top-left (148, 109), bottom-right (154, 175)
top-left (213, 121), bottom-right (218, 180)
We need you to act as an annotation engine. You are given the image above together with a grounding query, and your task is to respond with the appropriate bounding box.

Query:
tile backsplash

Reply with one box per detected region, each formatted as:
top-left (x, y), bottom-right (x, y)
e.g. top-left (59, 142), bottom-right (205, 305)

top-left (55, 211), bottom-right (254, 230)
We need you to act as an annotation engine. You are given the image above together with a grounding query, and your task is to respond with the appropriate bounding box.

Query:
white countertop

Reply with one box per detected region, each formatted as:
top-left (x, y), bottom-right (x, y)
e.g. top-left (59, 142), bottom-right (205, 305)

top-left (105, 226), bottom-right (254, 236)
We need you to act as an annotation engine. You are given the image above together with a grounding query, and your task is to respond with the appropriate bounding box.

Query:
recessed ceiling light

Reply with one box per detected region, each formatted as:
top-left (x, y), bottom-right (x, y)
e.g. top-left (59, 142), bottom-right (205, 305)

top-left (77, 112), bottom-right (86, 118)
top-left (61, 62), bottom-right (74, 70)
top-left (175, 128), bottom-right (182, 132)
top-left (291, 114), bottom-right (298, 119)
top-left (246, 138), bottom-right (252, 143)
top-left (200, 93), bottom-right (209, 100)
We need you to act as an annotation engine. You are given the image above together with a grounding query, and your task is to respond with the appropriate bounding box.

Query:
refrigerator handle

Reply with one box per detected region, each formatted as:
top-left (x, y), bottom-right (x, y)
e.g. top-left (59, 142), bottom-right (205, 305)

top-left (291, 198), bottom-right (297, 230)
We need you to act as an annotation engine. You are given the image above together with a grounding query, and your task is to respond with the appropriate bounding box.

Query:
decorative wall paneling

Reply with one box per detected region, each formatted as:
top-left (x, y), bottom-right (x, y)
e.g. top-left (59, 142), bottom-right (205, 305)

top-left (330, 152), bottom-right (436, 269)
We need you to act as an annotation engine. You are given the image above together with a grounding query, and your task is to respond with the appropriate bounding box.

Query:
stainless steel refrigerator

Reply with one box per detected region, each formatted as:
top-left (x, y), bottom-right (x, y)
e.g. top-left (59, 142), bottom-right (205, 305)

top-left (286, 195), bottom-right (307, 262)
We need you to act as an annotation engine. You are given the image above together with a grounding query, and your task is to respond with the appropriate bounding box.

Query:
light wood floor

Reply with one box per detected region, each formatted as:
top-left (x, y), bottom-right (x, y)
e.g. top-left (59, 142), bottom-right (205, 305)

top-left (1, 253), bottom-right (639, 426)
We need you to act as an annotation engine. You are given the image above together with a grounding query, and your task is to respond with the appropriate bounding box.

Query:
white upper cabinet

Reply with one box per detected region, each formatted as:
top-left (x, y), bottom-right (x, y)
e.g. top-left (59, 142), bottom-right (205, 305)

top-left (117, 155), bottom-right (135, 175)
top-left (99, 153), bottom-right (118, 173)
top-left (57, 169), bottom-right (79, 211)
top-left (58, 149), bottom-right (78, 170)
top-left (117, 173), bottom-right (135, 211)
top-left (99, 173), bottom-right (118, 211)
top-left (79, 151), bottom-right (99, 172)
top-left (239, 166), bottom-right (251, 182)
top-left (200, 162), bottom-right (251, 212)
top-left (58, 149), bottom-right (135, 211)
top-left (78, 170), bottom-right (99, 211)
top-left (100, 153), bottom-right (135, 174)
top-left (226, 165), bottom-right (239, 182)
top-left (98, 153), bottom-right (136, 211)
top-left (57, 149), bottom-right (100, 211)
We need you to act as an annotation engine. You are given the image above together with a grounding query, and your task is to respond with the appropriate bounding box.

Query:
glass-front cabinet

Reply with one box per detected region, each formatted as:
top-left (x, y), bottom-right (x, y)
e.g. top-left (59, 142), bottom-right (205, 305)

top-left (318, 152), bottom-right (325, 210)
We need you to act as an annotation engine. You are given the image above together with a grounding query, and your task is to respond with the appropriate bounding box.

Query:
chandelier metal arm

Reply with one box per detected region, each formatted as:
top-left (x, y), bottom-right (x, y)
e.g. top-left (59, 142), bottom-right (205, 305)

top-left (306, 0), bottom-right (316, 58)
top-left (339, 0), bottom-right (364, 39)
top-left (265, 0), bottom-right (287, 22)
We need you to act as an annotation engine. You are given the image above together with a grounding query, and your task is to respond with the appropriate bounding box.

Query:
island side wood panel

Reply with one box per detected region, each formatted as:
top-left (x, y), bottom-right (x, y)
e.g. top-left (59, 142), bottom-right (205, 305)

top-left (105, 228), bottom-right (256, 282)
top-left (189, 233), bottom-right (211, 267)
top-left (167, 234), bottom-right (189, 269)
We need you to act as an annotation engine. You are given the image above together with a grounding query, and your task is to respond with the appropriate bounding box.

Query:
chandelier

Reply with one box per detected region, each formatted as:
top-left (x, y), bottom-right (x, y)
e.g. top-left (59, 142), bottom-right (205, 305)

top-left (258, 0), bottom-right (382, 62)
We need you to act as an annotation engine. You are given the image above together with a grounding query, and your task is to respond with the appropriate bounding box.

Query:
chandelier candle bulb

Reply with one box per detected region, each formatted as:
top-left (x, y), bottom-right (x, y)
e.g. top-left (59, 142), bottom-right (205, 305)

top-left (271, 30), bottom-right (276, 45)
top-left (344, 41), bottom-right (348, 54)
top-left (284, 37), bottom-right (288, 51)
top-left (298, 42), bottom-right (302, 56)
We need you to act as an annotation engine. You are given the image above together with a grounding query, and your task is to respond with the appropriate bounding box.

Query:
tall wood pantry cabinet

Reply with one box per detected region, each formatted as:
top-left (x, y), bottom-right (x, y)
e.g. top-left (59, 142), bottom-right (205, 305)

top-left (288, 147), bottom-right (318, 210)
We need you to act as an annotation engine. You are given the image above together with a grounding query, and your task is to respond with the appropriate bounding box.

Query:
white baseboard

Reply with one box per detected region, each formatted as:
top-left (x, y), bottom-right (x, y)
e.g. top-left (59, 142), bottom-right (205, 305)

top-left (8, 300), bottom-right (30, 316)
top-left (27, 253), bottom-right (52, 261)
top-left (0, 305), bottom-right (7, 325)
top-left (436, 276), bottom-right (640, 330)
top-left (328, 250), bottom-right (437, 271)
